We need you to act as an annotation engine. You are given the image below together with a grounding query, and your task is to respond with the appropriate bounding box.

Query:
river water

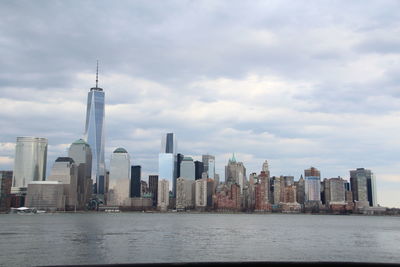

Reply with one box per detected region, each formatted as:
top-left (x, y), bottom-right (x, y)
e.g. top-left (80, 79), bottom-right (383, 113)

top-left (0, 213), bottom-right (399, 266)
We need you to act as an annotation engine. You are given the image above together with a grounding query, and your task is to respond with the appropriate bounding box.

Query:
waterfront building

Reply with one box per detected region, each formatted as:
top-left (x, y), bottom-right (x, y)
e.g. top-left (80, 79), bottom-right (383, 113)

top-left (0, 171), bottom-right (12, 212)
top-left (180, 157), bottom-right (195, 180)
top-left (304, 167), bottom-right (321, 202)
top-left (350, 168), bottom-right (377, 207)
top-left (131, 165), bottom-right (141, 198)
top-left (254, 172), bottom-right (271, 212)
top-left (295, 175), bottom-right (305, 205)
top-left (206, 178), bottom-right (215, 208)
top-left (12, 137), bottom-right (48, 189)
top-left (225, 153), bottom-right (246, 194)
top-left (84, 66), bottom-right (106, 196)
top-left (176, 177), bottom-right (195, 210)
top-left (194, 160), bottom-right (204, 180)
top-left (195, 178), bottom-right (207, 209)
top-left (158, 153), bottom-right (175, 194)
top-left (158, 133), bottom-right (177, 196)
top-left (148, 175), bottom-right (158, 207)
top-left (25, 181), bottom-right (65, 211)
top-left (47, 157), bottom-right (79, 210)
top-left (68, 139), bottom-right (93, 208)
top-left (270, 176), bottom-right (284, 204)
top-left (107, 148), bottom-right (131, 206)
top-left (202, 154), bottom-right (215, 179)
top-left (157, 179), bottom-right (169, 211)
top-left (323, 177), bottom-right (346, 205)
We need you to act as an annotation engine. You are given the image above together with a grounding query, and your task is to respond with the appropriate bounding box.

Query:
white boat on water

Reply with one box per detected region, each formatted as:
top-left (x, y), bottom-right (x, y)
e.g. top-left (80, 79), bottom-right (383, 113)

top-left (10, 207), bottom-right (46, 214)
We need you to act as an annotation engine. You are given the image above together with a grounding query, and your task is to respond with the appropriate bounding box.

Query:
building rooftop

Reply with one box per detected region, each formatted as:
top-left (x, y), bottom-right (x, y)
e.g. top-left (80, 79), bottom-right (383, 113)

top-left (55, 157), bottom-right (75, 164)
top-left (72, 139), bottom-right (90, 146)
top-left (113, 147), bottom-right (128, 153)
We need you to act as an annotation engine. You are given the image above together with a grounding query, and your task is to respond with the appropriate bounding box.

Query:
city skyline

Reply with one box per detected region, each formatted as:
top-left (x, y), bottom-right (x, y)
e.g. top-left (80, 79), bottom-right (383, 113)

top-left (0, 1), bottom-right (399, 208)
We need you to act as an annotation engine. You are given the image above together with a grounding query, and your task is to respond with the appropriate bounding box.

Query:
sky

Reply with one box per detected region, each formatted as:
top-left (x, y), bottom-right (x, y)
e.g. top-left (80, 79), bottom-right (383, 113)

top-left (0, 0), bottom-right (399, 208)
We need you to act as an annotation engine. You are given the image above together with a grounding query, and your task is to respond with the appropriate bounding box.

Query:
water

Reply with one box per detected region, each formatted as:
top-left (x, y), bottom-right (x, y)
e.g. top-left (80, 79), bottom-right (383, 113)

top-left (0, 213), bottom-right (399, 266)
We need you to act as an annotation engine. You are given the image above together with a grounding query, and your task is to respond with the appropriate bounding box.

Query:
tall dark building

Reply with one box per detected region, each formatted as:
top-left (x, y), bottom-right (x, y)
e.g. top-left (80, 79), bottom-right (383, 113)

top-left (0, 171), bottom-right (12, 212)
top-left (148, 175), bottom-right (159, 207)
top-left (131, 165), bottom-right (141, 198)
top-left (194, 161), bottom-right (204, 180)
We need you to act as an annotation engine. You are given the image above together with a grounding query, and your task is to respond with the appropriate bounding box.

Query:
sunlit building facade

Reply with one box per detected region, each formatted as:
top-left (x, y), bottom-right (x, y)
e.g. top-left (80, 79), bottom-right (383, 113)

top-left (304, 167), bottom-right (321, 202)
top-left (108, 148), bottom-right (131, 206)
top-left (84, 78), bottom-right (106, 195)
top-left (12, 137), bottom-right (48, 189)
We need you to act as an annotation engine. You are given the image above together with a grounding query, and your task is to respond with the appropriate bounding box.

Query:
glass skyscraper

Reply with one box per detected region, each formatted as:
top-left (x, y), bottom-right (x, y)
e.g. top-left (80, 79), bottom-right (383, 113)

top-left (84, 68), bottom-right (106, 195)
top-left (158, 133), bottom-right (177, 195)
top-left (12, 137), bottom-right (48, 189)
top-left (304, 167), bottom-right (321, 202)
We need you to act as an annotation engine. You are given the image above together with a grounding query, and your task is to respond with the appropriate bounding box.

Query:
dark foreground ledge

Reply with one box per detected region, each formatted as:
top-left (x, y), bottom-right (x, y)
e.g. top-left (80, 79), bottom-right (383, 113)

top-left (37, 262), bottom-right (400, 267)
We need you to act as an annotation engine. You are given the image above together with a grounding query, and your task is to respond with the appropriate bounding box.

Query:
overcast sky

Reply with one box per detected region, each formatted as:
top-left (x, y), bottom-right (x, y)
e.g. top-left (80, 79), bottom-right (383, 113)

top-left (0, 0), bottom-right (399, 208)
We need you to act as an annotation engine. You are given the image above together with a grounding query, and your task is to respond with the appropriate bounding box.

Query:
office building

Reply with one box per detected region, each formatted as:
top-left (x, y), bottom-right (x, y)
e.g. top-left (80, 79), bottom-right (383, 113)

top-left (158, 133), bottom-right (177, 196)
top-left (295, 175), bottom-right (305, 205)
top-left (225, 153), bottom-right (246, 194)
top-left (107, 148), bottom-right (130, 205)
top-left (68, 139), bottom-right (93, 208)
top-left (194, 161), bottom-right (204, 180)
top-left (350, 168), bottom-right (377, 207)
top-left (262, 160), bottom-right (270, 178)
top-left (304, 167), bottom-right (321, 202)
top-left (195, 178), bottom-right (208, 209)
top-left (12, 137), bottom-right (48, 189)
top-left (202, 154), bottom-right (215, 179)
top-left (161, 133), bottom-right (177, 154)
top-left (176, 153), bottom-right (184, 179)
top-left (47, 157), bottom-right (79, 210)
top-left (180, 157), bottom-right (195, 180)
top-left (176, 177), bottom-right (195, 210)
top-left (25, 181), bottom-right (65, 211)
top-left (0, 171), bottom-right (12, 212)
top-left (148, 175), bottom-right (158, 207)
top-left (324, 177), bottom-right (346, 205)
top-left (84, 65), bottom-right (106, 195)
top-left (131, 165), bottom-right (141, 198)
top-left (157, 179), bottom-right (169, 211)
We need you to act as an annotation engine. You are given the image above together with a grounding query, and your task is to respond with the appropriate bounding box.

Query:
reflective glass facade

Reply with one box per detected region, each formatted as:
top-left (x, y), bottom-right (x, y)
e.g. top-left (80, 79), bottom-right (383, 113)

top-left (202, 155), bottom-right (215, 179)
top-left (158, 153), bottom-right (176, 192)
top-left (161, 133), bottom-right (177, 154)
top-left (84, 87), bottom-right (105, 194)
top-left (12, 137), bottom-right (48, 188)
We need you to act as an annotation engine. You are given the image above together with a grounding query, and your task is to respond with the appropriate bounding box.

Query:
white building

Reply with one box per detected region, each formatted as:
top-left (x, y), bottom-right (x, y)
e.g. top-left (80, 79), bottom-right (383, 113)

top-left (157, 179), bottom-right (169, 211)
top-left (12, 137), bottom-right (48, 189)
top-left (176, 177), bottom-right (195, 210)
top-left (195, 178), bottom-right (207, 209)
top-left (108, 148), bottom-right (131, 206)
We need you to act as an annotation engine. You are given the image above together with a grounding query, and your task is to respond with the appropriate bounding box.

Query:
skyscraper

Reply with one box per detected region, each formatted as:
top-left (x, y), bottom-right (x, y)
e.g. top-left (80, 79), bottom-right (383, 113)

top-left (158, 133), bottom-right (177, 196)
top-left (84, 64), bottom-right (105, 195)
top-left (161, 133), bottom-right (177, 154)
top-left (131, 165), bottom-right (141, 198)
top-left (304, 167), bottom-right (321, 202)
top-left (47, 157), bottom-right (79, 210)
top-left (108, 148), bottom-right (131, 205)
top-left (12, 137), bottom-right (48, 189)
top-left (202, 154), bottom-right (215, 179)
top-left (225, 153), bottom-right (246, 194)
top-left (180, 157), bottom-right (195, 180)
top-left (68, 139), bottom-right (93, 208)
top-left (350, 168), bottom-right (377, 207)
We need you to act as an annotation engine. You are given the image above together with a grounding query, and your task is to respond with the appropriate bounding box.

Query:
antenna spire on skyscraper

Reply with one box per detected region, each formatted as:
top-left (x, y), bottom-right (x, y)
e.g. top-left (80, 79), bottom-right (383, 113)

top-left (96, 60), bottom-right (99, 88)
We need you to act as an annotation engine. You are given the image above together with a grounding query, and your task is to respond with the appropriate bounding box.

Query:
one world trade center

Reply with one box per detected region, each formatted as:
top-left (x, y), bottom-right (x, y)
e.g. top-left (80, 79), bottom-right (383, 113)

top-left (84, 63), bottom-right (106, 196)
